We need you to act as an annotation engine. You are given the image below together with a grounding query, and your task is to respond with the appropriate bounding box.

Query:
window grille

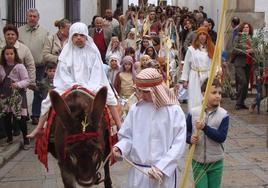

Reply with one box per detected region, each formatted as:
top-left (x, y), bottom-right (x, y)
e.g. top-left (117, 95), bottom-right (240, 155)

top-left (6, 0), bottom-right (35, 27)
top-left (65, 0), bottom-right (81, 23)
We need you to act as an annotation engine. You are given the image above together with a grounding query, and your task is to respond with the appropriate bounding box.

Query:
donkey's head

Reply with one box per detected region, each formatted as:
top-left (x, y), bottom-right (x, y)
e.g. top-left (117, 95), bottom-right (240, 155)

top-left (50, 87), bottom-right (107, 186)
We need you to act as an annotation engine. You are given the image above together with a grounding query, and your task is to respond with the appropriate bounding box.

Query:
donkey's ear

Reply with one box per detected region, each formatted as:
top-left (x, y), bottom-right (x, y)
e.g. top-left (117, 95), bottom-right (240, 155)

top-left (91, 87), bottom-right (107, 125)
top-left (50, 90), bottom-right (72, 128)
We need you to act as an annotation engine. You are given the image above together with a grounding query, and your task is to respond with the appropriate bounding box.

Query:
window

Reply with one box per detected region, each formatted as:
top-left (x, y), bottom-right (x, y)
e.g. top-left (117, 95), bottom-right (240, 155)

top-left (7, 0), bottom-right (35, 27)
top-left (65, 0), bottom-right (81, 23)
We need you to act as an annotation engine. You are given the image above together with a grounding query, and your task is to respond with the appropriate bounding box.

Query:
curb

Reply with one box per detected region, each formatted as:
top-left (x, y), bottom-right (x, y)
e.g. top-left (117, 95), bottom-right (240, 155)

top-left (0, 123), bottom-right (34, 168)
top-left (0, 140), bottom-right (22, 168)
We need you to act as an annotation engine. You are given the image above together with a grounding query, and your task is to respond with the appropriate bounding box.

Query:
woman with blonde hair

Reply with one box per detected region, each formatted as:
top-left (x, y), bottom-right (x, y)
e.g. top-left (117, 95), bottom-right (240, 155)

top-left (181, 26), bottom-right (215, 111)
top-left (43, 18), bottom-right (71, 64)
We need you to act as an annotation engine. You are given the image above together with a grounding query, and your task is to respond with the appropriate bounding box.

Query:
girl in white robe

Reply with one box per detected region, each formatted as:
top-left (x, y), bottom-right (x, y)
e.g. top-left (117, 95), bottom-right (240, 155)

top-left (181, 26), bottom-right (214, 112)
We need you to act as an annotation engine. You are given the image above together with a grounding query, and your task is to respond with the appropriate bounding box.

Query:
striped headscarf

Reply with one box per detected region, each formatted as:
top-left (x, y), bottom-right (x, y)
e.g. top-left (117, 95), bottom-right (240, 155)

top-left (135, 68), bottom-right (179, 109)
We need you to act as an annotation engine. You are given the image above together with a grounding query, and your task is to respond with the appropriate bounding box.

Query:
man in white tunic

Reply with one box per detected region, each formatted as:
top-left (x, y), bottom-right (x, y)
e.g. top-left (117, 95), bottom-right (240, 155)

top-left (112, 68), bottom-right (186, 188)
top-left (27, 22), bottom-right (121, 137)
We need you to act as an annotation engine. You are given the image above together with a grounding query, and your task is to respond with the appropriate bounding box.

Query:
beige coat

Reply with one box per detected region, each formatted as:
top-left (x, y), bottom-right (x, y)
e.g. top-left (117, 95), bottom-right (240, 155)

top-left (0, 40), bottom-right (36, 84)
top-left (43, 33), bottom-right (67, 64)
top-left (18, 24), bottom-right (49, 66)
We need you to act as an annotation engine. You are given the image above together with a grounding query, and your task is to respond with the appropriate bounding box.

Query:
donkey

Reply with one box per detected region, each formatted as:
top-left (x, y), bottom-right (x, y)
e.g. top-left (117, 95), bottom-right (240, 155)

top-left (48, 86), bottom-right (113, 188)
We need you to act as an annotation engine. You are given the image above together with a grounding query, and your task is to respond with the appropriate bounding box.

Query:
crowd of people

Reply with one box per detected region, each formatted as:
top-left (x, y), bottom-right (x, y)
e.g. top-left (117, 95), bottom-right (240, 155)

top-left (0, 3), bottom-right (267, 188)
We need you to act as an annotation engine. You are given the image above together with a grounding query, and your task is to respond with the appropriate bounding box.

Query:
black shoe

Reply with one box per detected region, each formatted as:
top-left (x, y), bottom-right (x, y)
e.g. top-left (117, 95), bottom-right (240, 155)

top-left (24, 138), bottom-right (30, 145)
top-left (32, 117), bottom-right (39, 125)
top-left (13, 130), bottom-right (20, 136)
top-left (23, 144), bottom-right (30, 150)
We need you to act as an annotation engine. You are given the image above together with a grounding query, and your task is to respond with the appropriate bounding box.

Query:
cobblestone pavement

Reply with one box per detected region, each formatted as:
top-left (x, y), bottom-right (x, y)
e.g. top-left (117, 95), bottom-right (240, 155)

top-left (0, 97), bottom-right (268, 188)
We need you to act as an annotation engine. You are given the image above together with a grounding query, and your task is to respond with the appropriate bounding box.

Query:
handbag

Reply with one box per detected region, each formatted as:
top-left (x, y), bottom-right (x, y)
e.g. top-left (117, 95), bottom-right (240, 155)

top-left (0, 65), bottom-right (16, 98)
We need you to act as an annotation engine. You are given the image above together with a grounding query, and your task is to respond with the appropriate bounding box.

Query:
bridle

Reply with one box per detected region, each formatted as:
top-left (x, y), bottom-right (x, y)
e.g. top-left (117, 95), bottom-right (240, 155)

top-left (55, 86), bottom-right (108, 186)
top-left (53, 86), bottom-right (101, 158)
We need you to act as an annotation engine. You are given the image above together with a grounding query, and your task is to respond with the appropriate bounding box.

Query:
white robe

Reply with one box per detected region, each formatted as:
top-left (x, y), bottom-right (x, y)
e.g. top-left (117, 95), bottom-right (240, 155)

top-left (181, 46), bottom-right (211, 111)
top-left (105, 46), bottom-right (124, 64)
top-left (115, 101), bottom-right (186, 188)
top-left (177, 84), bottom-right (188, 101)
top-left (40, 22), bottom-right (117, 115)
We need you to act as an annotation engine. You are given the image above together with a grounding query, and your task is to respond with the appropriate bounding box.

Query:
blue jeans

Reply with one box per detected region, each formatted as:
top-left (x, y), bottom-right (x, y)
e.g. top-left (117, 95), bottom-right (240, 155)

top-left (31, 65), bottom-right (45, 118)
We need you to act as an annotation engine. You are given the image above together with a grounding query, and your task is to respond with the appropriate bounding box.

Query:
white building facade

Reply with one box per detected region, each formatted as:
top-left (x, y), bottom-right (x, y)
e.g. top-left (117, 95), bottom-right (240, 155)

top-left (0, 0), bottom-right (267, 37)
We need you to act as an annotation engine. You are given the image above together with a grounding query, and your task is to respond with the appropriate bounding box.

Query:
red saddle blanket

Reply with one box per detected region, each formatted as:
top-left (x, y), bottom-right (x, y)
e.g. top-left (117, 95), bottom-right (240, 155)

top-left (35, 86), bottom-right (118, 171)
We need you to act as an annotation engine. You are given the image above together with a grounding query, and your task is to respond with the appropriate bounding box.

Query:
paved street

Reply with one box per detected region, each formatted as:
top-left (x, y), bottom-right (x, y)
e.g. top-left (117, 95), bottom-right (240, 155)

top-left (0, 96), bottom-right (268, 188)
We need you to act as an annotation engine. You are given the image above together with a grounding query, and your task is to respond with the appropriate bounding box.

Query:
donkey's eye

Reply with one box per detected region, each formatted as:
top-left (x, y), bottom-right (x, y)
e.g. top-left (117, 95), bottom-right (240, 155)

top-left (92, 151), bottom-right (99, 163)
top-left (69, 153), bottom-right (77, 166)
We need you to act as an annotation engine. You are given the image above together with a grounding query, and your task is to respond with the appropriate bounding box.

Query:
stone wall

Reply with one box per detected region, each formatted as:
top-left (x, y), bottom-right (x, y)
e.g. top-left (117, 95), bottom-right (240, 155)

top-left (255, 0), bottom-right (268, 31)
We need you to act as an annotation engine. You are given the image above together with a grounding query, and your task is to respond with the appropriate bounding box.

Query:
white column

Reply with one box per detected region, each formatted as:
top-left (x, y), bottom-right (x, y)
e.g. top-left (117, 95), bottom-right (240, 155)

top-left (36, 0), bottom-right (65, 33)
top-left (123, 0), bottom-right (130, 14)
top-left (148, 0), bottom-right (157, 5)
top-left (255, 0), bottom-right (268, 29)
top-left (206, 0), bottom-right (219, 29)
top-left (111, 0), bottom-right (116, 11)
top-left (128, 0), bottom-right (138, 5)
top-left (0, 0), bottom-right (3, 38)
top-left (80, 0), bottom-right (98, 27)
top-left (0, 0), bottom-right (7, 38)
top-left (176, 0), bottom-right (187, 8)
top-left (166, 0), bottom-right (172, 5)
top-left (171, 0), bottom-right (178, 6)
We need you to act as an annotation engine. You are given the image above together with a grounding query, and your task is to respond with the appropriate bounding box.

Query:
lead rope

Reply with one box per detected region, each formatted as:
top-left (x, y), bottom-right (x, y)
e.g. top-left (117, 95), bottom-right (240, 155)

top-left (95, 152), bottom-right (112, 178)
top-left (92, 152), bottom-right (112, 185)
top-left (99, 151), bottom-right (162, 186)
top-left (122, 156), bottom-right (149, 176)
top-left (122, 156), bottom-right (162, 188)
